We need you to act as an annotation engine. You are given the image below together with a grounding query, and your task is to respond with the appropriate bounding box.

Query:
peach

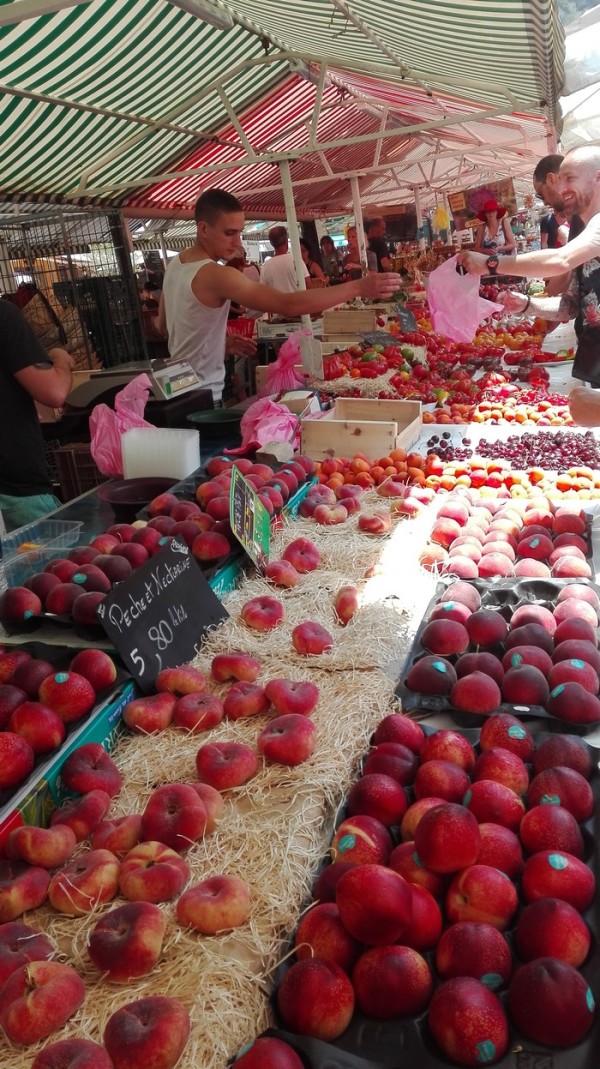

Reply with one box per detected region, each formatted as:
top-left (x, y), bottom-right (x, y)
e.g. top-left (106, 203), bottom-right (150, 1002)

top-left (291, 621), bottom-right (333, 655)
top-left (363, 741), bottom-right (418, 785)
top-left (477, 552), bottom-right (514, 578)
top-left (333, 584), bottom-right (359, 626)
top-left (516, 532), bottom-right (553, 560)
top-left (195, 741), bottom-right (258, 790)
top-left (90, 533), bottom-right (121, 554)
top-left (477, 709), bottom-right (532, 761)
top-left (0, 921), bottom-right (53, 986)
top-left (313, 502), bottom-right (348, 525)
top-left (428, 977), bottom-right (509, 1064)
top-left (11, 658), bottom-right (54, 698)
top-left (548, 681), bottom-right (600, 723)
top-left (223, 681), bottom-right (270, 720)
top-left (0, 684), bottom-right (28, 729)
top-left (521, 849), bottom-right (595, 909)
top-left (0, 960), bottom-right (85, 1045)
top-left (441, 555), bottom-right (479, 578)
top-left (466, 608), bottom-right (508, 647)
top-left (104, 996), bottom-right (190, 1069)
top-left (446, 863), bottom-right (518, 930)
top-left (330, 814), bottom-right (392, 866)
top-left (502, 644), bottom-right (552, 675)
top-left (240, 594), bottom-right (285, 631)
top-left (472, 747), bottom-right (529, 795)
top-left (554, 615), bottom-right (598, 644)
top-left (510, 603), bottom-right (556, 634)
top-left (430, 517), bottom-right (462, 548)
top-left (61, 742), bottom-right (122, 797)
top-left (420, 619), bottom-right (469, 656)
top-left (464, 779), bottom-right (525, 831)
top-left (435, 920), bottom-right (512, 987)
top-left (532, 734), bottom-right (593, 779)
top-left (258, 713), bottom-right (317, 766)
top-left (552, 555), bottom-right (592, 578)
top-left (119, 841), bottom-right (190, 903)
top-left (357, 511), bottom-right (391, 535)
top-left (191, 529), bottom-right (230, 560)
top-left (276, 958), bottom-right (355, 1041)
top-left (176, 873), bottom-right (251, 934)
top-left (419, 729), bottom-right (476, 772)
top-left (450, 671), bottom-right (501, 714)
top-left (186, 782), bottom-right (223, 834)
top-left (88, 900), bottom-right (167, 983)
top-left (281, 537), bottom-right (321, 572)
top-left (508, 958), bottom-right (594, 1047)
top-left (515, 897), bottom-right (591, 966)
top-left (414, 802), bottom-right (480, 874)
top-left (123, 692), bottom-right (176, 733)
top-left (455, 652), bottom-right (504, 686)
top-left (418, 543), bottom-right (448, 571)
top-left (346, 772), bottom-right (408, 827)
top-left (48, 848), bottom-right (119, 916)
top-left (520, 804), bottom-right (584, 858)
top-left (548, 657), bottom-right (599, 694)
top-left (210, 651), bottom-right (260, 683)
top-left (38, 672), bottom-right (96, 724)
top-left (68, 649), bottom-right (117, 692)
top-left (6, 824), bottom-right (77, 870)
top-left (67, 545), bottom-right (102, 565)
top-left (388, 840), bottom-right (450, 898)
top-left (553, 639), bottom-right (600, 673)
top-left (527, 765), bottom-right (593, 822)
top-left (141, 783), bottom-right (208, 852)
top-left (232, 1037), bottom-right (304, 1068)
top-left (336, 862), bottom-right (411, 945)
top-left (373, 713), bottom-right (424, 752)
top-left (0, 860), bottom-right (50, 921)
top-left (0, 586), bottom-right (42, 623)
top-left (0, 731), bottom-right (35, 789)
top-left (155, 664), bottom-right (206, 696)
top-left (70, 564), bottom-right (112, 594)
top-left (264, 678), bottom-right (319, 716)
top-left (352, 945), bottom-right (432, 1018)
top-left (90, 554), bottom-right (133, 584)
top-left (430, 600), bottom-right (472, 625)
top-left (31, 1038), bottom-right (114, 1069)
top-left (405, 655), bottom-right (457, 695)
top-left (50, 789), bottom-right (112, 841)
top-left (312, 861), bottom-right (356, 903)
top-left (403, 884), bottom-right (443, 951)
top-left (556, 581), bottom-right (600, 611)
top-left (399, 796), bottom-right (447, 842)
top-left (444, 581), bottom-right (481, 611)
top-left (299, 488), bottom-right (335, 517)
top-left (264, 559), bottom-right (300, 588)
top-left (476, 822), bottom-right (524, 878)
top-left (414, 759), bottom-right (470, 803)
top-left (173, 692), bottom-right (224, 732)
top-left (72, 591), bottom-right (106, 626)
top-left (293, 902), bottom-right (361, 972)
top-left (92, 815), bottom-right (143, 857)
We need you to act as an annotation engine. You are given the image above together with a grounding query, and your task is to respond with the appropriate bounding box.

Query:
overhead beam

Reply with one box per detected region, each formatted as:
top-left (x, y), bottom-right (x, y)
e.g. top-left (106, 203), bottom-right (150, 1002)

top-left (79, 100), bottom-right (544, 197)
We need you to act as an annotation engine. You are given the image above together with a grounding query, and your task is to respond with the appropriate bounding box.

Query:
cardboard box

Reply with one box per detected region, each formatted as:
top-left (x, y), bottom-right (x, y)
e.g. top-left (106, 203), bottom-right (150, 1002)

top-left (300, 399), bottom-right (422, 461)
top-left (0, 679), bottom-right (137, 852)
top-left (322, 308), bottom-right (380, 335)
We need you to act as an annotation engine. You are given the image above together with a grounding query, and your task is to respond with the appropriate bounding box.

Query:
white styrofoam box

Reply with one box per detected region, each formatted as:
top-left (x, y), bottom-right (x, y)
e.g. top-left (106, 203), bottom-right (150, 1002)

top-left (121, 428), bottom-right (200, 480)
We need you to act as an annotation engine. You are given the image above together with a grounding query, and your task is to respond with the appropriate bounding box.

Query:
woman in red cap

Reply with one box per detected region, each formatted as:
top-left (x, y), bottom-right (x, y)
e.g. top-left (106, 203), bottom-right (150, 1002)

top-left (474, 199), bottom-right (516, 255)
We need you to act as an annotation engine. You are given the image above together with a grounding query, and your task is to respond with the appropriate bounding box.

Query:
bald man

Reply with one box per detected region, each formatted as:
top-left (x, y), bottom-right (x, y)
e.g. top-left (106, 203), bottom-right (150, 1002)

top-left (459, 146), bottom-right (600, 424)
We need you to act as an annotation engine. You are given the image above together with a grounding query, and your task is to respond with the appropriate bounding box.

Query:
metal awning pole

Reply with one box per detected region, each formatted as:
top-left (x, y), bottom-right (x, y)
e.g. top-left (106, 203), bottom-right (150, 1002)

top-left (350, 175), bottom-right (367, 273)
top-left (414, 186), bottom-right (426, 251)
top-left (158, 231), bottom-right (169, 271)
top-left (279, 159), bottom-right (311, 331)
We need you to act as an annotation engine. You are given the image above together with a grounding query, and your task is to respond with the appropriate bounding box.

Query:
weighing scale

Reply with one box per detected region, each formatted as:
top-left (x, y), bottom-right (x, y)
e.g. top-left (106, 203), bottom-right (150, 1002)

top-left (149, 360), bottom-right (201, 400)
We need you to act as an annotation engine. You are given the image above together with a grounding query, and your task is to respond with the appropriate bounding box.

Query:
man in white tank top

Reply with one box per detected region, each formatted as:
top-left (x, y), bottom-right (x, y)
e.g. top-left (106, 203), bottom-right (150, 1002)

top-left (158, 189), bottom-right (403, 403)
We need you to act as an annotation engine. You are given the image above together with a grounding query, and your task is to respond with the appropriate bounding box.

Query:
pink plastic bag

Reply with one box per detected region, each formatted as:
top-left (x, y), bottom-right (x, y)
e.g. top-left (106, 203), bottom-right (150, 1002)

top-left (427, 255), bottom-right (503, 342)
top-left (225, 397), bottom-right (300, 455)
top-left (89, 374), bottom-right (154, 476)
top-left (260, 331), bottom-right (308, 397)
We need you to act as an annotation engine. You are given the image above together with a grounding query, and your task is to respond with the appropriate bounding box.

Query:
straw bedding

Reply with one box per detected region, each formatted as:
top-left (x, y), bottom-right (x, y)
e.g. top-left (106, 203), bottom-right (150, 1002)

top-left (4, 502), bottom-right (434, 1068)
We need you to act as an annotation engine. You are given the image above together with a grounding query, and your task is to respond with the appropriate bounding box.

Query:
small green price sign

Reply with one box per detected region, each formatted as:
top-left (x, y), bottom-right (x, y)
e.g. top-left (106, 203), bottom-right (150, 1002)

top-left (229, 467), bottom-right (271, 570)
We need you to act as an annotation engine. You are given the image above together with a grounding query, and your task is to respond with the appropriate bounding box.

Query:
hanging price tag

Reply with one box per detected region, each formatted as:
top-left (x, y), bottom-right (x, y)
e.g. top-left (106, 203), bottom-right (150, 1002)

top-left (96, 538), bottom-right (228, 692)
top-left (396, 304), bottom-right (418, 331)
top-left (229, 466), bottom-right (270, 570)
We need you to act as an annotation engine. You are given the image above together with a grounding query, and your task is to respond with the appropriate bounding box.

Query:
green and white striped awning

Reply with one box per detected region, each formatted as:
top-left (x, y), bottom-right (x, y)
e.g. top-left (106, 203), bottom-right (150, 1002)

top-left (0, 0), bottom-right (564, 217)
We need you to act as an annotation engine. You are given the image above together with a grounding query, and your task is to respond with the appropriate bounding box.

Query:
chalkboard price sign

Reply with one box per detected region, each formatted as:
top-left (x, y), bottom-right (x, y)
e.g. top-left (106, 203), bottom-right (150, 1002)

top-left (396, 304), bottom-right (418, 332)
top-left (96, 538), bottom-right (228, 692)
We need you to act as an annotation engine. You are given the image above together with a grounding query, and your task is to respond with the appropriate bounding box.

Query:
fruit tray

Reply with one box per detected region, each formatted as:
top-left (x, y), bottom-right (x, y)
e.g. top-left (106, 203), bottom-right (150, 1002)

top-left (272, 723), bottom-right (600, 1069)
top-left (396, 577), bottom-right (600, 734)
top-left (0, 641), bottom-right (130, 812)
top-left (0, 646), bottom-right (135, 852)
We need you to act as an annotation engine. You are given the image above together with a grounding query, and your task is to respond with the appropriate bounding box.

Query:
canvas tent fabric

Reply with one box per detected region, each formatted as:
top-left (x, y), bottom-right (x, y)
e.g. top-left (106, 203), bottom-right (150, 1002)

top-left (560, 4), bottom-right (600, 150)
top-left (0, 0), bottom-right (563, 218)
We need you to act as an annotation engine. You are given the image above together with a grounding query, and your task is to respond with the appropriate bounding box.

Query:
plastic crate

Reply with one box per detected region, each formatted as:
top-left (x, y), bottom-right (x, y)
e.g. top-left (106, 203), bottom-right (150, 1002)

top-left (0, 519), bottom-right (82, 560)
top-left (54, 442), bottom-right (106, 501)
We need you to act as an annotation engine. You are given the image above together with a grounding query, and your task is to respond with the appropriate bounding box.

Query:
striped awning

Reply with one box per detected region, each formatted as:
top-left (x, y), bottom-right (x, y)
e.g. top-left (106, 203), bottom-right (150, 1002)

top-left (0, 0), bottom-right (564, 217)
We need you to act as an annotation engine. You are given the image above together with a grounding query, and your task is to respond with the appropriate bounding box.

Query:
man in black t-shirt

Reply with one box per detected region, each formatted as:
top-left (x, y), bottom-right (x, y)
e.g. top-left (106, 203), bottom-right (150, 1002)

top-left (366, 218), bottom-right (393, 272)
top-left (540, 212), bottom-right (559, 248)
top-left (0, 299), bottom-right (73, 532)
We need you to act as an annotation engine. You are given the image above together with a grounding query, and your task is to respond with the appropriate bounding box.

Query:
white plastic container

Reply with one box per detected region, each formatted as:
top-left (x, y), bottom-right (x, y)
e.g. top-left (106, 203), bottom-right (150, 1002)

top-left (121, 428), bottom-right (200, 480)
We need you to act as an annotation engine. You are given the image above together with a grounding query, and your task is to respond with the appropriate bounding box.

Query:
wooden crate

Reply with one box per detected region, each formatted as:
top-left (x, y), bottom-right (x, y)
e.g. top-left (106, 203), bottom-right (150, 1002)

top-left (300, 398), bottom-right (422, 460)
top-left (322, 307), bottom-right (379, 335)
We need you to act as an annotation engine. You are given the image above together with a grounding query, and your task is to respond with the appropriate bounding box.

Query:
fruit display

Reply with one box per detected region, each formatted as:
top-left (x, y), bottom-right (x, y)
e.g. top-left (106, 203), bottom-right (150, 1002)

top-left (271, 712), bottom-right (597, 1066)
top-left (419, 491), bottom-right (592, 579)
top-left (400, 577), bottom-right (600, 728)
top-left (0, 644), bottom-right (120, 803)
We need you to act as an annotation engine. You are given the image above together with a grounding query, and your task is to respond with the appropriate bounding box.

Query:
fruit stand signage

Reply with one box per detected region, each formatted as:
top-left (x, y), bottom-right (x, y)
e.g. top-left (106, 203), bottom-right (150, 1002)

top-left (229, 467), bottom-right (271, 570)
top-left (96, 538), bottom-right (228, 692)
top-left (397, 304), bottom-right (418, 332)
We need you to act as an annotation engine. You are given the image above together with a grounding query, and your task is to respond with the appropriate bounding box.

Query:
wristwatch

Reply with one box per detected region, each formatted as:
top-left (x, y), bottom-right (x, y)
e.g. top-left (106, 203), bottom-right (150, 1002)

top-left (485, 253), bottom-right (499, 275)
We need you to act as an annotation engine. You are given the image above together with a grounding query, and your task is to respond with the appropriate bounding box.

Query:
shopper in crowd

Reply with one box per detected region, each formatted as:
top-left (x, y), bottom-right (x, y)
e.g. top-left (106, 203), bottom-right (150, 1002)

top-left (342, 225), bottom-right (363, 280)
top-left (158, 189), bottom-right (402, 404)
top-left (259, 226), bottom-right (309, 293)
top-left (533, 153), bottom-right (586, 295)
top-left (473, 199), bottom-right (516, 255)
top-left (540, 210), bottom-right (560, 249)
top-left (299, 239), bottom-right (328, 286)
top-left (0, 299), bottom-right (73, 531)
top-left (458, 146), bottom-right (600, 424)
top-left (319, 235), bottom-right (340, 279)
top-left (366, 217), bottom-right (393, 272)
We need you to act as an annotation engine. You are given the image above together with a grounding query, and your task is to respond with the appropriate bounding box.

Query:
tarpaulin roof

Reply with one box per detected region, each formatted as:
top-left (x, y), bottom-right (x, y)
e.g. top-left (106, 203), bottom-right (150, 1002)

top-left (560, 4), bottom-right (600, 150)
top-left (0, 0), bottom-right (563, 219)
